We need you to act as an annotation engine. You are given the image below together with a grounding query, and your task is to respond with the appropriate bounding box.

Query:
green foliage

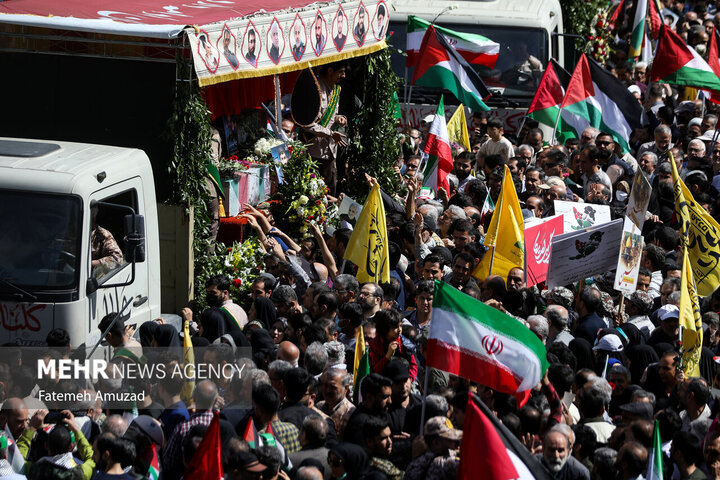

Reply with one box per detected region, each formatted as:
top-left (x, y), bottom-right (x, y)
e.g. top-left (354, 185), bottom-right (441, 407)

top-left (166, 57), bottom-right (216, 300)
top-left (345, 48), bottom-right (401, 200)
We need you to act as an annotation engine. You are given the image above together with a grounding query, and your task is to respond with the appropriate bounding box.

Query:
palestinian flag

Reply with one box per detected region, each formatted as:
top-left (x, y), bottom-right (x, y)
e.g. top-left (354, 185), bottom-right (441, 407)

top-left (148, 444), bottom-right (161, 480)
top-left (422, 96), bottom-right (454, 195)
top-left (459, 394), bottom-right (554, 480)
top-left (242, 417), bottom-right (260, 448)
top-left (526, 59), bottom-right (571, 140)
top-left (185, 412), bottom-right (224, 480)
top-left (427, 281), bottom-right (549, 394)
top-left (650, 25), bottom-right (720, 92)
top-left (646, 420), bottom-right (663, 480)
top-left (406, 16), bottom-right (499, 68)
top-left (629, 0), bottom-right (648, 58)
top-left (702, 27), bottom-right (720, 104)
top-left (558, 54), bottom-right (643, 153)
top-left (411, 25), bottom-right (491, 112)
top-left (353, 325), bottom-right (370, 404)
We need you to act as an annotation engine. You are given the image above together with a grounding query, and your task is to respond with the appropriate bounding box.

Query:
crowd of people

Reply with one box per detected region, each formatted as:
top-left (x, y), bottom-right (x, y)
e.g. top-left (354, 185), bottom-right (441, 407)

top-left (5, 2), bottom-right (720, 480)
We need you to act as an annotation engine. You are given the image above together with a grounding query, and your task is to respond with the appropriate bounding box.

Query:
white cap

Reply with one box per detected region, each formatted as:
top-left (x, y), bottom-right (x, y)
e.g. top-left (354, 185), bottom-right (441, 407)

top-left (423, 114), bottom-right (435, 124)
top-left (689, 117), bottom-right (702, 127)
top-left (657, 304), bottom-right (680, 322)
top-left (593, 334), bottom-right (624, 352)
top-left (627, 85), bottom-right (641, 95)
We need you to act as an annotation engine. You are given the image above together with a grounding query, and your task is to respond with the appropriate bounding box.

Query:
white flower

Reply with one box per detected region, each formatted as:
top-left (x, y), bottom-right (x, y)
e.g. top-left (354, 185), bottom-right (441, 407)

top-left (299, 195), bottom-right (309, 205)
top-left (309, 180), bottom-right (318, 191)
top-left (297, 207), bottom-right (305, 216)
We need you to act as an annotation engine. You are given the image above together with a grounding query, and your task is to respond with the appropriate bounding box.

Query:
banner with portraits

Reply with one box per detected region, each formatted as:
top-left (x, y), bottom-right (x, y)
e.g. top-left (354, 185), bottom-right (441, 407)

top-left (187, 0), bottom-right (389, 87)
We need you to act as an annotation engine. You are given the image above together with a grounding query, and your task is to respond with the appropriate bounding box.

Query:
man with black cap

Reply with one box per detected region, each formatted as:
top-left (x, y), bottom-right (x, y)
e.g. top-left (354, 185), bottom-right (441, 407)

top-left (619, 402), bottom-right (654, 424)
top-left (385, 360), bottom-right (420, 437)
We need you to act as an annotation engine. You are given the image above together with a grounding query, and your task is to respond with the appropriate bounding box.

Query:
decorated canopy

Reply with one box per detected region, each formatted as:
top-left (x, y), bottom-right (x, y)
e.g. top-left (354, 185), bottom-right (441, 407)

top-left (0, 0), bottom-right (388, 86)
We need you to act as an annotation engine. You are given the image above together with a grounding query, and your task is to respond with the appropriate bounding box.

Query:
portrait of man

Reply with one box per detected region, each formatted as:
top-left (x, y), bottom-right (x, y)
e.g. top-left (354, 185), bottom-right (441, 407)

top-left (353, 6), bottom-right (367, 46)
top-left (198, 33), bottom-right (218, 72)
top-left (374, 3), bottom-right (387, 39)
top-left (333, 8), bottom-right (348, 51)
top-left (221, 28), bottom-right (239, 69)
top-left (291, 18), bottom-right (306, 61)
top-left (245, 27), bottom-right (259, 67)
top-left (313, 13), bottom-right (326, 55)
top-left (267, 20), bottom-right (283, 64)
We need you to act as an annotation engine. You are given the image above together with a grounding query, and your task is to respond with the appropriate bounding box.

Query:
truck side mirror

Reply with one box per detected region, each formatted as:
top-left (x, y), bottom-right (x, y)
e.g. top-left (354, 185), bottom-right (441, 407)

top-left (86, 277), bottom-right (99, 295)
top-left (123, 214), bottom-right (146, 263)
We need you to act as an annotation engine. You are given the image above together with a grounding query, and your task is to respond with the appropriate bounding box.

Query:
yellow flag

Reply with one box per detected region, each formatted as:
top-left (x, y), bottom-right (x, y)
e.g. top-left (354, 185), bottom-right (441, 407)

top-left (474, 165), bottom-right (525, 281)
top-left (182, 319), bottom-right (195, 403)
top-left (446, 105), bottom-right (471, 151)
top-left (679, 247), bottom-right (703, 377)
top-left (670, 153), bottom-right (720, 295)
top-left (343, 183), bottom-right (390, 283)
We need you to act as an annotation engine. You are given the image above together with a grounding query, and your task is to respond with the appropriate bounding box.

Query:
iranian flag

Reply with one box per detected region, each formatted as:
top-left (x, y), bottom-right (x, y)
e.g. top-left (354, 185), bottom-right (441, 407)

top-left (411, 24), bottom-right (491, 112)
top-left (427, 281), bottom-right (549, 394)
top-left (650, 25), bottom-right (720, 92)
top-left (629, 0), bottom-right (648, 58)
top-left (422, 96), bottom-right (454, 195)
top-left (646, 420), bottom-right (663, 480)
top-left (406, 16), bottom-right (499, 69)
top-left (526, 59), bottom-right (571, 141)
top-left (558, 54), bottom-right (643, 153)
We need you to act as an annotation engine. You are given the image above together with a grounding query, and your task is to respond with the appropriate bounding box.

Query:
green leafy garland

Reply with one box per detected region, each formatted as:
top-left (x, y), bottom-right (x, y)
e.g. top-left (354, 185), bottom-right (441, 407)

top-left (345, 48), bottom-right (401, 200)
top-left (561, 0), bottom-right (614, 64)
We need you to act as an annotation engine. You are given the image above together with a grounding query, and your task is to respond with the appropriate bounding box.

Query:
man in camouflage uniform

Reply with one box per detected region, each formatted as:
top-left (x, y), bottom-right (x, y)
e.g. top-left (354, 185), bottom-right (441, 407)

top-left (363, 417), bottom-right (403, 480)
top-left (404, 416), bottom-right (461, 480)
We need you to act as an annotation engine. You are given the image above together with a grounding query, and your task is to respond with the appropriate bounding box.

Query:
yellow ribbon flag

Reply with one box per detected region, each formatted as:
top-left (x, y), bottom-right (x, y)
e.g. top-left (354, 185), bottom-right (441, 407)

top-left (670, 153), bottom-right (720, 295)
top-left (446, 104), bottom-right (471, 151)
top-left (679, 247), bottom-right (703, 377)
top-left (343, 183), bottom-right (390, 283)
top-left (473, 165), bottom-right (525, 281)
top-left (182, 320), bottom-right (195, 403)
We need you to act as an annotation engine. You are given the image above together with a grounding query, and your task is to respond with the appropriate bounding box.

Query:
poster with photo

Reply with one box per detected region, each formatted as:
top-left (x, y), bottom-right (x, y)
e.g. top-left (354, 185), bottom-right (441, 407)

top-left (546, 219), bottom-right (624, 288)
top-left (338, 196), bottom-right (362, 228)
top-left (554, 200), bottom-right (612, 232)
top-left (223, 116), bottom-right (241, 156)
top-left (332, 6), bottom-right (349, 51)
top-left (614, 217), bottom-right (644, 294)
top-left (626, 173), bottom-right (652, 230)
top-left (289, 14), bottom-right (307, 61)
top-left (217, 25), bottom-right (240, 70)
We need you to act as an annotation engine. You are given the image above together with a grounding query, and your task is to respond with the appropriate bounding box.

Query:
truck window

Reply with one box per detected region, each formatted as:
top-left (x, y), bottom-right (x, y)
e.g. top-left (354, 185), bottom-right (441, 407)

top-left (388, 21), bottom-right (548, 107)
top-left (0, 191), bottom-right (81, 291)
top-left (91, 189), bottom-right (139, 283)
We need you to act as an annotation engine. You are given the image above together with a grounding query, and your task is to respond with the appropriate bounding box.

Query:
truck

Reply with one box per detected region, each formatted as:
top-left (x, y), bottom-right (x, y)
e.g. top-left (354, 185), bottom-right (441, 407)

top-left (388, 0), bottom-right (565, 134)
top-left (0, 137), bottom-right (171, 349)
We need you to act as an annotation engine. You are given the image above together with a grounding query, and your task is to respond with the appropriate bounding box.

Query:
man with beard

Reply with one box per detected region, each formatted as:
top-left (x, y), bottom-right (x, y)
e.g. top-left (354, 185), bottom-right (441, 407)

top-left (506, 267), bottom-right (526, 291)
top-left (444, 252), bottom-right (477, 291)
top-left (292, 23), bottom-right (305, 60)
top-left (245, 29), bottom-right (258, 66)
top-left (344, 373), bottom-right (392, 445)
top-left (376, 4), bottom-right (387, 38)
top-left (637, 124), bottom-right (674, 164)
top-left (538, 429), bottom-right (590, 479)
top-left (364, 417), bottom-right (403, 480)
top-left (358, 283), bottom-right (383, 319)
top-left (222, 29), bottom-right (239, 68)
top-left (313, 15), bottom-right (326, 55)
top-left (638, 151), bottom-right (657, 183)
top-left (384, 360), bottom-right (420, 443)
top-left (268, 22), bottom-right (281, 63)
top-left (334, 9), bottom-right (347, 50)
top-left (595, 132), bottom-right (634, 178)
top-left (521, 166), bottom-right (546, 202)
top-left (354, 7), bottom-right (367, 46)
top-left (453, 152), bottom-right (475, 193)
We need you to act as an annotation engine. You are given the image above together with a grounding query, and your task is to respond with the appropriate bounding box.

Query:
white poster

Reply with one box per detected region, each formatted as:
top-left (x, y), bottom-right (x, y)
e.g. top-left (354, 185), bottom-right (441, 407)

top-left (626, 173), bottom-right (652, 230)
top-left (614, 217), bottom-right (644, 294)
top-left (546, 219), bottom-right (624, 288)
top-left (554, 200), bottom-right (612, 232)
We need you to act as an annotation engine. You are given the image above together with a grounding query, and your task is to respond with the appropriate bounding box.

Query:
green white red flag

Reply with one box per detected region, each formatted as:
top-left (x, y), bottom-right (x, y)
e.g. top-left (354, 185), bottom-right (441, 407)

top-left (650, 25), bottom-right (720, 92)
top-left (427, 281), bottom-right (549, 394)
top-left (184, 412), bottom-right (224, 480)
top-left (646, 420), bottom-right (663, 480)
top-left (406, 16), bottom-right (499, 69)
top-left (702, 27), bottom-right (720, 104)
top-left (422, 96), bottom-right (454, 194)
top-left (411, 24), bottom-right (491, 112)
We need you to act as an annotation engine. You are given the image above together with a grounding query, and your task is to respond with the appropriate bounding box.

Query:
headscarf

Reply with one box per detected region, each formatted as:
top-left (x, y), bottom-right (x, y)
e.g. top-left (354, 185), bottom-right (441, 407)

top-left (700, 346), bottom-right (716, 385)
top-left (252, 298), bottom-right (277, 331)
top-left (200, 307), bottom-right (235, 342)
top-left (138, 321), bottom-right (158, 348)
top-left (617, 323), bottom-right (643, 347)
top-left (626, 344), bottom-right (659, 384)
top-left (330, 443), bottom-right (369, 480)
top-left (569, 338), bottom-right (596, 372)
top-left (249, 328), bottom-right (276, 368)
top-left (153, 324), bottom-right (182, 347)
top-left (652, 342), bottom-right (675, 358)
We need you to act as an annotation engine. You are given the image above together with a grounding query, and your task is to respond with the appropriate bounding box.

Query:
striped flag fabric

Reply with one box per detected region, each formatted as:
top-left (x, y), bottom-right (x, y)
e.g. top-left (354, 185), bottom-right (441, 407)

top-left (353, 325), bottom-right (370, 404)
top-left (427, 281), bottom-right (549, 394)
top-left (650, 25), bottom-right (720, 92)
top-left (629, 0), bottom-right (648, 58)
top-left (242, 417), bottom-right (260, 448)
top-left (702, 27), bottom-right (720, 104)
top-left (460, 394), bottom-right (553, 480)
top-left (421, 95), bottom-right (454, 195)
top-left (185, 412), bottom-right (224, 480)
top-left (406, 16), bottom-right (499, 69)
top-left (4, 425), bottom-right (24, 474)
top-left (148, 444), bottom-right (161, 480)
top-left (558, 54), bottom-right (643, 153)
top-left (480, 190), bottom-right (495, 226)
top-left (646, 420), bottom-right (663, 480)
top-left (526, 59), bottom-right (571, 142)
top-left (411, 25), bottom-right (491, 112)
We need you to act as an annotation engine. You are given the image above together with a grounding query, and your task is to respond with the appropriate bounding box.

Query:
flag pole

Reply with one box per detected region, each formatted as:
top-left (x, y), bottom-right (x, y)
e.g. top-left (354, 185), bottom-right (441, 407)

top-left (419, 358), bottom-right (431, 436)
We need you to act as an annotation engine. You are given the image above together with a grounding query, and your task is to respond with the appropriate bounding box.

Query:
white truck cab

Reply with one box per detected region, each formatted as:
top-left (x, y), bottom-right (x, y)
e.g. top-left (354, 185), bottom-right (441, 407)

top-left (0, 138), bottom-right (160, 348)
